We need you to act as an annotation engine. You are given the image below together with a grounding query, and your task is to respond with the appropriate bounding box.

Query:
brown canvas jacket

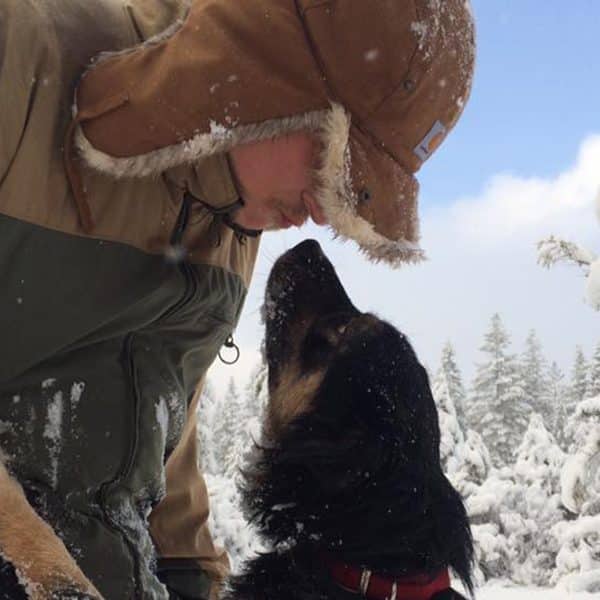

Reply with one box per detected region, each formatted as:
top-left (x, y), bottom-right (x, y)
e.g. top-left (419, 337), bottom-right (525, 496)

top-left (0, 0), bottom-right (257, 597)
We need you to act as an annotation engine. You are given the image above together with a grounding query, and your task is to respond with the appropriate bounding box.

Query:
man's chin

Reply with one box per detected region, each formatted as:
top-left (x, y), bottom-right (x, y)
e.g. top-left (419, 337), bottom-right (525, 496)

top-left (263, 223), bottom-right (292, 232)
top-left (232, 216), bottom-right (290, 232)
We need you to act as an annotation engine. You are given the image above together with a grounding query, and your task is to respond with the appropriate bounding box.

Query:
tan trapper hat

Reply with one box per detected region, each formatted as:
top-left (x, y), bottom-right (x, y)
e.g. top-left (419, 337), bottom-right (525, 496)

top-left (70, 0), bottom-right (475, 266)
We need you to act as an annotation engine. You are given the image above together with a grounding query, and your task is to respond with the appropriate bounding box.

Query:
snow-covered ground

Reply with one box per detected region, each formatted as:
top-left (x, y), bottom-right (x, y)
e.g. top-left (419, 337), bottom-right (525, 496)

top-left (457, 583), bottom-right (595, 599)
top-left (205, 474), bottom-right (598, 599)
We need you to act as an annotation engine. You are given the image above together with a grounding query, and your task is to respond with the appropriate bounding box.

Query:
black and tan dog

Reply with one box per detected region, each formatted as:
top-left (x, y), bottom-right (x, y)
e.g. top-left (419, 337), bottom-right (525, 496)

top-left (224, 240), bottom-right (474, 600)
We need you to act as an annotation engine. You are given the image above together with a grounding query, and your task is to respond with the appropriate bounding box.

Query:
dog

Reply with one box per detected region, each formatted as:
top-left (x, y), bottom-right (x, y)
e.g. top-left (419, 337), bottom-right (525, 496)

top-left (223, 239), bottom-right (474, 600)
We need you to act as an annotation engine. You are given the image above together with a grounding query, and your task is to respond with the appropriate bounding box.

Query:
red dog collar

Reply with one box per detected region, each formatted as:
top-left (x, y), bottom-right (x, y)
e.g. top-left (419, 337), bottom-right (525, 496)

top-left (324, 555), bottom-right (451, 600)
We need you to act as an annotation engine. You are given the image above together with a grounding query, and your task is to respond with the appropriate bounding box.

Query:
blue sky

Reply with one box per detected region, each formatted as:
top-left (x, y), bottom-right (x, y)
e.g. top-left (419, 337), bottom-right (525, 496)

top-left (209, 1), bottom-right (600, 394)
top-left (424, 0), bottom-right (600, 205)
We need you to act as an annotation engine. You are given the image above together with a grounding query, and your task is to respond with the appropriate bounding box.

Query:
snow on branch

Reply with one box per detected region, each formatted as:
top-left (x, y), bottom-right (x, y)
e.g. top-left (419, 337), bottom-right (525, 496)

top-left (536, 236), bottom-right (595, 270)
top-left (537, 188), bottom-right (600, 310)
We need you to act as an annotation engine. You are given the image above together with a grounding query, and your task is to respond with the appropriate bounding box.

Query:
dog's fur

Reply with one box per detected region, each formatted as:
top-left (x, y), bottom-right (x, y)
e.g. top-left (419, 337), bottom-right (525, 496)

top-left (0, 461), bottom-right (100, 599)
top-left (223, 239), bottom-right (474, 600)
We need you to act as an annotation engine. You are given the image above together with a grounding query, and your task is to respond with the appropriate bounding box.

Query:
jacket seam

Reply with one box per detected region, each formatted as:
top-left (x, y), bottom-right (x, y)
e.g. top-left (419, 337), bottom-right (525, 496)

top-left (0, 210), bottom-right (250, 286)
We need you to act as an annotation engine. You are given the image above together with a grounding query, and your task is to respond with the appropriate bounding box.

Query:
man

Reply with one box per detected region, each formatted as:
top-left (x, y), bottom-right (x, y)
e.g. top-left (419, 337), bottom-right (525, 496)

top-left (0, 0), bottom-right (475, 598)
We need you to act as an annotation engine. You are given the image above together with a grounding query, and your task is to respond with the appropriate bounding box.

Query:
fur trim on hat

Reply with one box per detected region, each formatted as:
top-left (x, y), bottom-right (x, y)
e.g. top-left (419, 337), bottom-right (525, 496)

top-left (75, 102), bottom-right (424, 266)
top-left (74, 111), bottom-right (325, 179)
top-left (313, 104), bottom-right (425, 267)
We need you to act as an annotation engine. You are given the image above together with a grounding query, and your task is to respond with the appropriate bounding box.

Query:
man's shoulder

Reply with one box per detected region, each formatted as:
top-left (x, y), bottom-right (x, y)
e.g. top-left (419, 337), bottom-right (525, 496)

top-left (1, 0), bottom-right (138, 66)
top-left (0, 0), bottom-right (135, 212)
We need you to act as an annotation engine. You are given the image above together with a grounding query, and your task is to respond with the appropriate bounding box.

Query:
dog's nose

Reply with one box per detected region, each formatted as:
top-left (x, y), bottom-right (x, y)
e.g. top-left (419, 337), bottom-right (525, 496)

top-left (290, 239), bottom-right (323, 260)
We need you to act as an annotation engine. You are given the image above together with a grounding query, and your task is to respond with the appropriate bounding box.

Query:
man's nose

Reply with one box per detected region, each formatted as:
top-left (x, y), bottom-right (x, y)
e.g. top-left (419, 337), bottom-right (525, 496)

top-left (302, 191), bottom-right (328, 226)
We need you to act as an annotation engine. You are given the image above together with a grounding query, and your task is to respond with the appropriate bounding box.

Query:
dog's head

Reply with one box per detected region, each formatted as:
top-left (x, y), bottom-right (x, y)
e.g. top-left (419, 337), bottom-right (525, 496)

top-left (263, 239), bottom-right (440, 465)
top-left (247, 240), bottom-right (473, 592)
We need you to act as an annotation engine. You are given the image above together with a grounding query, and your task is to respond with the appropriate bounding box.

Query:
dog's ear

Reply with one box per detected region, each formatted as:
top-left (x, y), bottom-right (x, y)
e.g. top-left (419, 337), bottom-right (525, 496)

top-left (316, 321), bottom-right (442, 468)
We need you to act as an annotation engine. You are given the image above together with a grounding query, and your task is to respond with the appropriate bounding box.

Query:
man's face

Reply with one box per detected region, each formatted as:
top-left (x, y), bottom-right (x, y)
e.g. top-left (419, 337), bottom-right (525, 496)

top-left (228, 131), bottom-right (327, 231)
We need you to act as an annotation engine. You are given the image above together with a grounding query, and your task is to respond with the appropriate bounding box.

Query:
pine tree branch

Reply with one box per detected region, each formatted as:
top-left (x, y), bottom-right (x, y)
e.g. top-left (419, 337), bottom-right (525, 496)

top-left (536, 235), bottom-right (595, 271)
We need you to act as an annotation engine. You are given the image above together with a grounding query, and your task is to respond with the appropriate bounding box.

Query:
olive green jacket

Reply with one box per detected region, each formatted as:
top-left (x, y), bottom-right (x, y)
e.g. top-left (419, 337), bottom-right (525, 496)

top-left (0, 0), bottom-right (258, 597)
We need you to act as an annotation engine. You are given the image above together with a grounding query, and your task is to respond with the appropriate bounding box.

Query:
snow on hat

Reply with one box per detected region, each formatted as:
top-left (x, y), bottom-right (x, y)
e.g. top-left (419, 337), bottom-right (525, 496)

top-left (68, 0), bottom-right (475, 266)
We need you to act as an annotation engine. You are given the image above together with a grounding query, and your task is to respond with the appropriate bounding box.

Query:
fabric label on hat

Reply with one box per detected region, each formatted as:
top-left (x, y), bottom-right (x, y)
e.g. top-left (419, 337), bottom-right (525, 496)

top-left (414, 120), bottom-right (447, 162)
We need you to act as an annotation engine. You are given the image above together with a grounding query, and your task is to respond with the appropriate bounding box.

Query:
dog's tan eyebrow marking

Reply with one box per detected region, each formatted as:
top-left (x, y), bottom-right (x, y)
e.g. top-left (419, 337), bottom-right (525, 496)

top-left (267, 366), bottom-right (326, 438)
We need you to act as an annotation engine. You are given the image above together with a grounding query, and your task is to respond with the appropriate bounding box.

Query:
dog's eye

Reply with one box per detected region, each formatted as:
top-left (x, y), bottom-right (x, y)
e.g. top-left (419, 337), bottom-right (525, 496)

top-left (301, 328), bottom-right (338, 369)
top-left (320, 326), bottom-right (347, 347)
top-left (307, 331), bottom-right (334, 353)
top-left (304, 325), bottom-right (346, 359)
top-left (302, 315), bottom-right (352, 367)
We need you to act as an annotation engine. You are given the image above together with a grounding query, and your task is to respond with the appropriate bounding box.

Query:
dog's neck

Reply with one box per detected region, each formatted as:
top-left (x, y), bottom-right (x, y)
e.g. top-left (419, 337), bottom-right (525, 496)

top-left (322, 553), bottom-right (451, 600)
top-left (243, 450), bottom-right (454, 576)
top-left (235, 435), bottom-right (473, 598)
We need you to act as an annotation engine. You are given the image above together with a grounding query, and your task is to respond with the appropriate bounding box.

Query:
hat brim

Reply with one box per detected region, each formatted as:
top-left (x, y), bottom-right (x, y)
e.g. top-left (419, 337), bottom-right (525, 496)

top-left (314, 105), bottom-right (425, 266)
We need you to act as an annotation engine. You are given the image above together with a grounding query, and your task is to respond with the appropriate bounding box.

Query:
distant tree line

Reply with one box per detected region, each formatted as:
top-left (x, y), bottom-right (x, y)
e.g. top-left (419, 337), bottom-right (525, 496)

top-left (197, 315), bottom-right (600, 592)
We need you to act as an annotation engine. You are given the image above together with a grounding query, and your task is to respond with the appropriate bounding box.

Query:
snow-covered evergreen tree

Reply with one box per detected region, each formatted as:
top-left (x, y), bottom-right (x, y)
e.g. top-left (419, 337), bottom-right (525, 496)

top-left (551, 512), bottom-right (600, 593)
top-left (451, 429), bottom-right (493, 502)
top-left (562, 397), bottom-right (600, 509)
top-left (589, 341), bottom-right (600, 398)
top-left (511, 414), bottom-right (565, 585)
top-left (197, 379), bottom-right (220, 475)
top-left (552, 396), bottom-right (600, 592)
top-left (570, 346), bottom-right (590, 407)
top-left (215, 377), bottom-right (242, 472)
top-left (223, 361), bottom-right (269, 479)
top-left (547, 361), bottom-right (569, 449)
top-left (437, 341), bottom-right (467, 432)
top-left (515, 414), bottom-right (564, 497)
top-left (198, 366), bottom-right (270, 570)
top-left (432, 369), bottom-right (465, 477)
top-left (520, 330), bottom-right (552, 428)
top-left (467, 314), bottom-right (531, 467)
top-left (432, 345), bottom-right (497, 507)
top-left (467, 415), bottom-right (565, 586)
top-left (562, 348), bottom-right (590, 451)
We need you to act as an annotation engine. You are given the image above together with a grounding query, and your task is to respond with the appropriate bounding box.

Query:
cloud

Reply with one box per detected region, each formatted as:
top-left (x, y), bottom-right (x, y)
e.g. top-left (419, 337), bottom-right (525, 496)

top-left (441, 135), bottom-right (600, 245)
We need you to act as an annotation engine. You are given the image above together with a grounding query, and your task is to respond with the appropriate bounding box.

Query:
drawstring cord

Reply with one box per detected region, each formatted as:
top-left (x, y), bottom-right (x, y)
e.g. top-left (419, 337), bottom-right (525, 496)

top-left (169, 193), bottom-right (192, 247)
top-left (194, 195), bottom-right (262, 246)
top-left (167, 191), bottom-right (257, 253)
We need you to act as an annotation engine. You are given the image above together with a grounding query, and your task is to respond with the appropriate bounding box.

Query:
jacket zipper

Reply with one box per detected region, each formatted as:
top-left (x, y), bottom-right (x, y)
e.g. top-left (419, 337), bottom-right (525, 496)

top-left (157, 194), bottom-right (198, 323)
top-left (97, 333), bottom-right (143, 598)
top-left (96, 195), bottom-right (196, 596)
